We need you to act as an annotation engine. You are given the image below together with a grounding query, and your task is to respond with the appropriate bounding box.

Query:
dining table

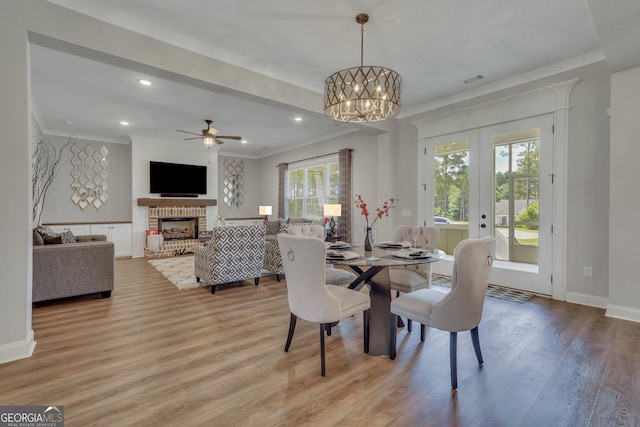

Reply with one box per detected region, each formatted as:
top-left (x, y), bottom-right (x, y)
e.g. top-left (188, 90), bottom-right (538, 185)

top-left (326, 243), bottom-right (446, 357)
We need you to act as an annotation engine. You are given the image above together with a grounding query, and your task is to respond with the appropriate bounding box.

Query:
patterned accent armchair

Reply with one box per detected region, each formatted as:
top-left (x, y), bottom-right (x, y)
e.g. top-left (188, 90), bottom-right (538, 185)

top-left (195, 225), bottom-right (266, 294)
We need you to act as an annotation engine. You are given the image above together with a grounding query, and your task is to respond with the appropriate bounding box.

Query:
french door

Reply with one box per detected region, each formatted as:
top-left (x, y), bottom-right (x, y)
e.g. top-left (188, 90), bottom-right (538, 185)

top-left (420, 115), bottom-right (554, 295)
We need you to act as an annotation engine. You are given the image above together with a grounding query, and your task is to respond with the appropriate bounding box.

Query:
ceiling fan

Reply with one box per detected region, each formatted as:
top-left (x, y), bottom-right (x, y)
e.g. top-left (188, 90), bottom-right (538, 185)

top-left (177, 119), bottom-right (242, 147)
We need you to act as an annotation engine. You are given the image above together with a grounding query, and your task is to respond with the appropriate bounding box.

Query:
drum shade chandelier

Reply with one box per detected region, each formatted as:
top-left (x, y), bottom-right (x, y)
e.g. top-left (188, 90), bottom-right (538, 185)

top-left (324, 13), bottom-right (401, 123)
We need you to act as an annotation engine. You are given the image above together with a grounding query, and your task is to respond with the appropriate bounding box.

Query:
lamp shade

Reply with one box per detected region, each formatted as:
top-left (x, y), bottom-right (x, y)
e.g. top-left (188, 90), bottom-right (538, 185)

top-left (323, 204), bottom-right (342, 217)
top-left (259, 205), bottom-right (272, 216)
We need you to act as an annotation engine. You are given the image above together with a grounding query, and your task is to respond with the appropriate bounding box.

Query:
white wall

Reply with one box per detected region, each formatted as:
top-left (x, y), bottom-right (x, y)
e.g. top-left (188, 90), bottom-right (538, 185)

top-left (131, 140), bottom-right (218, 257)
top-left (0, 2), bottom-right (35, 363)
top-left (217, 155), bottom-right (260, 220)
top-left (566, 61), bottom-right (611, 302)
top-left (607, 65), bottom-right (640, 322)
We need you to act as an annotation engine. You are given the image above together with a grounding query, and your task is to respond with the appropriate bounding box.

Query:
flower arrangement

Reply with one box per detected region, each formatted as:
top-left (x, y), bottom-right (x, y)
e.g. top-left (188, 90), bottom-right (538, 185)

top-left (354, 194), bottom-right (398, 228)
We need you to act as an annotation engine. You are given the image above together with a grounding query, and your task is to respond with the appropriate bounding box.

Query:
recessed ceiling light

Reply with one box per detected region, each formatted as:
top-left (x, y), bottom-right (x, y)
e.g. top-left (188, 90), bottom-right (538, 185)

top-left (294, 116), bottom-right (303, 122)
top-left (241, 140), bottom-right (248, 144)
top-left (137, 79), bottom-right (152, 86)
top-left (120, 121), bottom-right (130, 126)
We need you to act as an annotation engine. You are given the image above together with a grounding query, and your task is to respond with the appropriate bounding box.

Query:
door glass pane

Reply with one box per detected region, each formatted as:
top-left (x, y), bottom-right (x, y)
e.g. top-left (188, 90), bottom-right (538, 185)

top-left (493, 130), bottom-right (539, 264)
top-left (433, 140), bottom-right (470, 255)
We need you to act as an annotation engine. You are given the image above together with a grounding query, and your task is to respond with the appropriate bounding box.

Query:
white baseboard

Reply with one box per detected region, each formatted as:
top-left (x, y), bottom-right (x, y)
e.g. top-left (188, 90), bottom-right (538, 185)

top-left (605, 304), bottom-right (640, 323)
top-left (0, 329), bottom-right (36, 364)
top-left (566, 291), bottom-right (608, 309)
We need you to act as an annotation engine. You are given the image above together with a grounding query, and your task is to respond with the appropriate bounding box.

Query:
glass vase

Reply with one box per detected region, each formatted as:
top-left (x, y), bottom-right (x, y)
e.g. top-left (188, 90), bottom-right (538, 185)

top-left (364, 227), bottom-right (372, 251)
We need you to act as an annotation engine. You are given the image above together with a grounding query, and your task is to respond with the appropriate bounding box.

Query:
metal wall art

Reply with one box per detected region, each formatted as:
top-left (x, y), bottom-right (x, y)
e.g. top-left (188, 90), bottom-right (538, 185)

top-left (70, 143), bottom-right (109, 210)
top-left (223, 158), bottom-right (244, 209)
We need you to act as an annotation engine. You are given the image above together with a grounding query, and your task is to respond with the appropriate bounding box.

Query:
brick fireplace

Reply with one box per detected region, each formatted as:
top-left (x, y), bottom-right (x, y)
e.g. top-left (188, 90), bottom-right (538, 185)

top-left (138, 198), bottom-right (216, 257)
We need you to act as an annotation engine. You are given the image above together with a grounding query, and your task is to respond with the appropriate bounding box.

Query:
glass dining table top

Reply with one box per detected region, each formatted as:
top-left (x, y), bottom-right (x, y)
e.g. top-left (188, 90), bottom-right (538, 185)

top-left (325, 244), bottom-right (446, 267)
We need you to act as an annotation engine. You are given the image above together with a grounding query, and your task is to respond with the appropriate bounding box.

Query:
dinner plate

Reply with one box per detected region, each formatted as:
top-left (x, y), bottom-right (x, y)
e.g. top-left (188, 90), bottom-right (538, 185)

top-left (391, 251), bottom-right (433, 260)
top-left (379, 245), bottom-right (403, 250)
top-left (329, 244), bottom-right (350, 250)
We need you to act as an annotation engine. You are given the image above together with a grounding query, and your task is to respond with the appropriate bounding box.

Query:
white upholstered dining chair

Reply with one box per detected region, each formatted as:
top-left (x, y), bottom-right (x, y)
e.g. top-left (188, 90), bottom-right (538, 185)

top-left (264, 223), bottom-right (357, 286)
top-left (389, 226), bottom-right (440, 330)
top-left (277, 233), bottom-right (371, 376)
top-left (389, 225), bottom-right (440, 293)
top-left (389, 236), bottom-right (496, 396)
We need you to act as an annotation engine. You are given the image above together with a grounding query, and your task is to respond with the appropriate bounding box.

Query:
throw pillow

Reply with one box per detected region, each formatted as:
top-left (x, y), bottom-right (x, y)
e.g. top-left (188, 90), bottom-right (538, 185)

top-left (35, 225), bottom-right (57, 238)
top-left (265, 220), bottom-right (280, 235)
top-left (43, 235), bottom-right (63, 245)
top-left (58, 230), bottom-right (76, 244)
top-left (33, 229), bottom-right (44, 246)
top-left (278, 218), bottom-right (290, 234)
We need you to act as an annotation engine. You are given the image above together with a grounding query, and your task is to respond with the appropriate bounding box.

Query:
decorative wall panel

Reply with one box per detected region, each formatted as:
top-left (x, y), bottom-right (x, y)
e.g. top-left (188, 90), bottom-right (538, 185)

top-left (70, 143), bottom-right (109, 210)
top-left (223, 159), bottom-right (244, 209)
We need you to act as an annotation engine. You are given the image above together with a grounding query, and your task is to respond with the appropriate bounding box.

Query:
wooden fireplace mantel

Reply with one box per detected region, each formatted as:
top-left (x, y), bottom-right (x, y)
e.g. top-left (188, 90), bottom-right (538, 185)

top-left (137, 198), bottom-right (217, 207)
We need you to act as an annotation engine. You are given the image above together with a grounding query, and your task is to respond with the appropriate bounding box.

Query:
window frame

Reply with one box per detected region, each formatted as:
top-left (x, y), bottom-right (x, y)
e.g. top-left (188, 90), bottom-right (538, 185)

top-left (285, 155), bottom-right (339, 220)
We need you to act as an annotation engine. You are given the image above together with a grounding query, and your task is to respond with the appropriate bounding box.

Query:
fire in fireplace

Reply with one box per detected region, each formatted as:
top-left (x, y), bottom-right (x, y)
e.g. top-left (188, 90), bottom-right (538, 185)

top-left (158, 217), bottom-right (199, 240)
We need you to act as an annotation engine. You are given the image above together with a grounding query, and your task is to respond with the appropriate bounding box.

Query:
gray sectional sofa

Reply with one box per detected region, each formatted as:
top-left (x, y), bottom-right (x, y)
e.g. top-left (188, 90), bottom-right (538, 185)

top-left (32, 232), bottom-right (115, 302)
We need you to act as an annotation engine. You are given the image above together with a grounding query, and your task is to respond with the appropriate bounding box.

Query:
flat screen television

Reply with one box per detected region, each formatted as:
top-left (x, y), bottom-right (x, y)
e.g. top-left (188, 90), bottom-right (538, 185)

top-left (149, 161), bottom-right (207, 196)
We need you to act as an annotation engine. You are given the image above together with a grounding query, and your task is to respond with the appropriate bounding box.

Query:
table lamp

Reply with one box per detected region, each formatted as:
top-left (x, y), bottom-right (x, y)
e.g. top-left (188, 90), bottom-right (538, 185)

top-left (323, 204), bottom-right (341, 237)
top-left (259, 205), bottom-right (272, 220)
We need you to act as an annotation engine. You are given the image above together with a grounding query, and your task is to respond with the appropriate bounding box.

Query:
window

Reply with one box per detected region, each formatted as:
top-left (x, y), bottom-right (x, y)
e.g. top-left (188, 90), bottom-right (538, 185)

top-left (286, 157), bottom-right (339, 220)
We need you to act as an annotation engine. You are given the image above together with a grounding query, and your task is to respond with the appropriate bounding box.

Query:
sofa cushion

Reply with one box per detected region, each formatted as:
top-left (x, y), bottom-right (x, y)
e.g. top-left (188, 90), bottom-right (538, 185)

top-left (44, 235), bottom-right (62, 245)
top-left (75, 235), bottom-right (107, 242)
top-left (33, 229), bottom-right (44, 246)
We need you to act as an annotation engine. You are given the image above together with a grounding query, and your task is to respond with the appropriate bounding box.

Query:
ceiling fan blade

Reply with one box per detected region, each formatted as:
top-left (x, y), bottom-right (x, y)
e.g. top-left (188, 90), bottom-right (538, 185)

top-left (215, 135), bottom-right (242, 140)
top-left (183, 137), bottom-right (202, 141)
top-left (177, 130), bottom-right (202, 136)
top-left (214, 137), bottom-right (225, 145)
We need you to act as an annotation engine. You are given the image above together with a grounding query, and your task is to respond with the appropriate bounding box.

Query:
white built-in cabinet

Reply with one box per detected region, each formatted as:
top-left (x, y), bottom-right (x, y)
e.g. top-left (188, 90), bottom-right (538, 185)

top-left (222, 218), bottom-right (264, 227)
top-left (46, 223), bottom-right (132, 257)
top-left (48, 224), bottom-right (91, 236)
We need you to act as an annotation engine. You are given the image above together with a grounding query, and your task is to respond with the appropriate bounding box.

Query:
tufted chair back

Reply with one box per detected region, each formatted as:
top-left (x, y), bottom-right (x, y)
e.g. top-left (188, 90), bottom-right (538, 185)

top-left (392, 226), bottom-right (440, 281)
top-left (286, 223), bottom-right (325, 239)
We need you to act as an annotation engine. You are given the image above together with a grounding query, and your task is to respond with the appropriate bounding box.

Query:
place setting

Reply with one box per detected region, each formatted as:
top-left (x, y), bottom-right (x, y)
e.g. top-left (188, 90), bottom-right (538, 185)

top-left (325, 249), bottom-right (360, 261)
top-left (324, 240), bottom-right (351, 250)
top-left (377, 240), bottom-right (412, 249)
top-left (389, 248), bottom-right (434, 260)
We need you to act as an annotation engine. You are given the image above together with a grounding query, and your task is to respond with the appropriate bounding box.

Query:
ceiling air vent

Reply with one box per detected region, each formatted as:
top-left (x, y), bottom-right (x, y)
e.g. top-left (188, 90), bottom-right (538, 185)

top-left (463, 75), bottom-right (484, 84)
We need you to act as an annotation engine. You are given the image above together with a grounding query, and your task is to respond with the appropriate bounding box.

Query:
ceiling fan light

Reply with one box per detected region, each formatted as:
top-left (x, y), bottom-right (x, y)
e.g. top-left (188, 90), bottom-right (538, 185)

top-left (202, 136), bottom-right (215, 148)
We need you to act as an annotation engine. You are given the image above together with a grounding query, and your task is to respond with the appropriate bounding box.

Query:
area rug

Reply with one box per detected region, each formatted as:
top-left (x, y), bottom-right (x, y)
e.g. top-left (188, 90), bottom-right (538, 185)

top-left (431, 274), bottom-right (534, 303)
top-left (149, 256), bottom-right (201, 289)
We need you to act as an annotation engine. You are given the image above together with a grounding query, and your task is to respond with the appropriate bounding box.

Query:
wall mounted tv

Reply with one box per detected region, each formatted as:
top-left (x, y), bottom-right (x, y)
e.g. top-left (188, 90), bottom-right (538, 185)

top-left (149, 161), bottom-right (207, 197)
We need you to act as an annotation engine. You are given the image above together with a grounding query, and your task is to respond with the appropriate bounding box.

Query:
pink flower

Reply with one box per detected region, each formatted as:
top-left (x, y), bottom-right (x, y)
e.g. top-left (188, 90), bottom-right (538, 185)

top-left (354, 194), bottom-right (398, 228)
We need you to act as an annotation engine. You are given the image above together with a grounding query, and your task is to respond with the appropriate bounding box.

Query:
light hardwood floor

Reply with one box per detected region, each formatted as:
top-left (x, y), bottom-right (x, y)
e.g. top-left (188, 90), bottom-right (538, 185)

top-left (1, 258), bottom-right (639, 426)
